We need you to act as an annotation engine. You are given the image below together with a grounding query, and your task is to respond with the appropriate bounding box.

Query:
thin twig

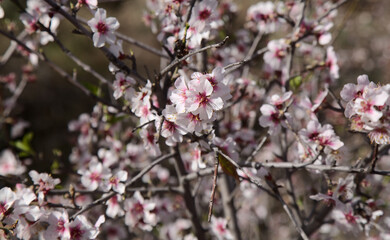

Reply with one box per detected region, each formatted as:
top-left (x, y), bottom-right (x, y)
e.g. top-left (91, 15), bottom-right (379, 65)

top-left (41, 0), bottom-right (147, 84)
top-left (242, 32), bottom-right (263, 77)
top-left (317, 0), bottom-right (349, 23)
top-left (69, 152), bottom-right (176, 220)
top-left (160, 36), bottom-right (229, 76)
top-left (245, 135), bottom-right (268, 163)
top-left (223, 47), bottom-right (268, 74)
top-left (132, 119), bottom-right (155, 132)
top-left (208, 155), bottom-right (220, 222)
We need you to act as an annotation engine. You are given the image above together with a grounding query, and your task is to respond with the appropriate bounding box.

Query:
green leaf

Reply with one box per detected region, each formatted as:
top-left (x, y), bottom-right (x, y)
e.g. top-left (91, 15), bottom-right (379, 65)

top-left (51, 160), bottom-right (60, 172)
top-left (11, 132), bottom-right (35, 156)
top-left (81, 81), bottom-right (102, 97)
top-left (218, 153), bottom-right (240, 181)
top-left (289, 76), bottom-right (302, 91)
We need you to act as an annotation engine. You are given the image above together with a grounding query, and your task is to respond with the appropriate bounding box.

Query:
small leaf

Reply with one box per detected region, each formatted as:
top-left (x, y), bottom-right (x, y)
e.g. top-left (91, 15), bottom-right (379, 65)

top-left (289, 76), bottom-right (302, 91)
top-left (218, 153), bottom-right (240, 181)
top-left (81, 81), bottom-right (102, 97)
top-left (51, 160), bottom-right (60, 172)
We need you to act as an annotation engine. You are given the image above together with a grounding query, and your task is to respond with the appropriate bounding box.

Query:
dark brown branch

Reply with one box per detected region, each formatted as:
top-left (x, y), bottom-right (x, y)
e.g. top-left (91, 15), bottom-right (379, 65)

top-left (173, 147), bottom-right (206, 239)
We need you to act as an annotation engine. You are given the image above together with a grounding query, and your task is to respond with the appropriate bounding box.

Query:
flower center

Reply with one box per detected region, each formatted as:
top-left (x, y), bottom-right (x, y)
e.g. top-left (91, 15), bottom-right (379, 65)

top-left (199, 9), bottom-right (211, 20)
top-left (197, 92), bottom-right (209, 107)
top-left (97, 22), bottom-right (108, 34)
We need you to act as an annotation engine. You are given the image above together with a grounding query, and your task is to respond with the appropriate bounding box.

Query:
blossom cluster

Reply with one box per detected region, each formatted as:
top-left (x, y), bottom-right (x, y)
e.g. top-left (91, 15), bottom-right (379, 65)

top-left (341, 75), bottom-right (390, 144)
top-left (2, 0), bottom-right (390, 239)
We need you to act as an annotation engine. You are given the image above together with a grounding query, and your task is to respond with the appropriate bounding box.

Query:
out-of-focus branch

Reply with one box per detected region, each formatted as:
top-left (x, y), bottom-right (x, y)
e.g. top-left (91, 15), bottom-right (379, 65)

top-left (0, 31), bottom-right (28, 66)
top-left (173, 147), bottom-right (206, 240)
top-left (242, 32), bottom-right (263, 77)
top-left (0, 28), bottom-right (126, 112)
top-left (317, 0), bottom-right (349, 23)
top-left (219, 175), bottom-right (242, 240)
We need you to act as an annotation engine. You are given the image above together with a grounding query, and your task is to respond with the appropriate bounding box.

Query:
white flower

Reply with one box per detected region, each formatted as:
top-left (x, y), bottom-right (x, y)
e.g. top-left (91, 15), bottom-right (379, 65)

top-left (0, 149), bottom-right (26, 176)
top-left (88, 8), bottom-right (119, 48)
top-left (79, 158), bottom-right (111, 191)
top-left (186, 78), bottom-right (224, 120)
top-left (263, 39), bottom-right (288, 71)
top-left (0, 187), bottom-right (16, 220)
top-left (124, 191), bottom-right (157, 231)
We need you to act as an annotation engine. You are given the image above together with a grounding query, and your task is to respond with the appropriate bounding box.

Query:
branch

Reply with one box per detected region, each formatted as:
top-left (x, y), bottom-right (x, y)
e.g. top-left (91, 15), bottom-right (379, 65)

top-left (208, 154), bottom-right (219, 222)
top-left (69, 152), bottom-right (177, 220)
top-left (160, 36), bottom-right (229, 76)
top-left (41, 0), bottom-right (147, 84)
top-left (317, 0), bottom-right (349, 23)
top-left (223, 47), bottom-right (268, 74)
top-left (173, 147), bottom-right (206, 239)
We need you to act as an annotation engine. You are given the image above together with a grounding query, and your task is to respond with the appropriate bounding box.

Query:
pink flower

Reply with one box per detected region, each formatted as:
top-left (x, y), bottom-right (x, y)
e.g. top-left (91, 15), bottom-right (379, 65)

top-left (263, 39), bottom-right (288, 71)
top-left (247, 1), bottom-right (278, 33)
top-left (124, 191), bottom-right (157, 231)
top-left (204, 67), bottom-right (232, 102)
top-left (299, 119), bottom-right (344, 152)
top-left (326, 46), bottom-right (339, 81)
top-left (314, 22), bottom-right (333, 45)
top-left (353, 87), bottom-right (388, 122)
top-left (88, 8), bottom-right (119, 48)
top-left (44, 211), bottom-right (71, 240)
top-left (186, 78), bottom-right (224, 120)
top-left (105, 194), bottom-right (124, 218)
top-left (69, 215), bottom-right (103, 240)
top-left (79, 158), bottom-right (111, 191)
top-left (269, 91), bottom-right (292, 108)
top-left (0, 149), bottom-right (26, 176)
top-left (78, 0), bottom-right (97, 9)
top-left (170, 71), bottom-right (190, 113)
top-left (159, 105), bottom-right (187, 146)
top-left (340, 74), bottom-right (371, 103)
top-left (210, 217), bottom-right (234, 240)
top-left (29, 170), bottom-right (61, 205)
top-left (259, 104), bottom-right (285, 134)
top-left (101, 170), bottom-right (128, 194)
top-left (139, 125), bottom-right (161, 157)
top-left (0, 187), bottom-right (16, 220)
top-left (113, 72), bottom-right (135, 99)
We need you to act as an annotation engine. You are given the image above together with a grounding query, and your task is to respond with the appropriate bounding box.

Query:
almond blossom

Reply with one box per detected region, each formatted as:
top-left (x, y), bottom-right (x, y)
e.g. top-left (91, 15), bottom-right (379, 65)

top-left (299, 119), bottom-right (344, 153)
top-left (101, 170), bottom-right (128, 194)
top-left (105, 194), bottom-right (124, 218)
top-left (113, 72), bottom-right (136, 99)
top-left (186, 77), bottom-right (224, 120)
top-left (259, 91), bottom-right (292, 134)
top-left (0, 149), bottom-right (26, 176)
top-left (0, 187), bottom-right (16, 220)
top-left (88, 8), bottom-right (119, 48)
top-left (247, 1), bottom-right (278, 34)
top-left (43, 210), bottom-right (70, 240)
top-left (29, 170), bottom-right (60, 205)
top-left (341, 75), bottom-right (390, 144)
top-left (78, 158), bottom-right (111, 191)
top-left (263, 39), bottom-right (289, 71)
top-left (69, 215), bottom-right (103, 240)
top-left (124, 191), bottom-right (157, 231)
top-left (158, 105), bottom-right (188, 146)
top-left (210, 217), bottom-right (234, 240)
